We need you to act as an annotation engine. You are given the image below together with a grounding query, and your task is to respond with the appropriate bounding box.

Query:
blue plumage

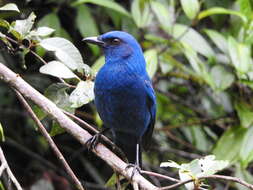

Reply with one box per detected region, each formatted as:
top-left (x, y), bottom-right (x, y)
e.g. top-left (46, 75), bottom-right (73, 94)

top-left (84, 31), bottom-right (156, 166)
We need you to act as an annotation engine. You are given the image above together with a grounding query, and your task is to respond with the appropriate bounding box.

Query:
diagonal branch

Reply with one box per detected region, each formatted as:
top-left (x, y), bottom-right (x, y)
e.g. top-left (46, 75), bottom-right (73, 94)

top-left (0, 147), bottom-right (22, 190)
top-left (14, 90), bottom-right (86, 190)
top-left (0, 63), bottom-right (158, 190)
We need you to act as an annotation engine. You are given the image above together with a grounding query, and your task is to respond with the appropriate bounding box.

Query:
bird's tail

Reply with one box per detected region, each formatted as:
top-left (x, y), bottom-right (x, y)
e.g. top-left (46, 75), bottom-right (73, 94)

top-left (115, 133), bottom-right (142, 167)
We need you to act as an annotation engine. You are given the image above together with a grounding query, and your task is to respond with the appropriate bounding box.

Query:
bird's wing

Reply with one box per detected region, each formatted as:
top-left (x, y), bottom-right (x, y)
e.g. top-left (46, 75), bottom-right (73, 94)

top-left (142, 79), bottom-right (156, 150)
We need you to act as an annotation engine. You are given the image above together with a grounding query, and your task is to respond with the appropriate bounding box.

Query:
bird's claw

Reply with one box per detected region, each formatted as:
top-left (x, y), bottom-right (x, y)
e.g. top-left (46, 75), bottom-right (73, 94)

top-left (125, 164), bottom-right (141, 180)
top-left (85, 134), bottom-right (101, 151)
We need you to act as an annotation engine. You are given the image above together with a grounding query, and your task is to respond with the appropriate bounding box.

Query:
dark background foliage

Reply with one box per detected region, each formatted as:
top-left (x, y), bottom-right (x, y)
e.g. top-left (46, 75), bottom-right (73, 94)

top-left (0, 0), bottom-right (253, 189)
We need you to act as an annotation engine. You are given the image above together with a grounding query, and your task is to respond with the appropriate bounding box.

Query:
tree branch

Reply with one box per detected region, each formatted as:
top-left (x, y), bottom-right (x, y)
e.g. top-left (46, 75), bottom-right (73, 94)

top-left (141, 170), bottom-right (179, 183)
top-left (0, 147), bottom-right (23, 190)
top-left (0, 63), bottom-right (158, 190)
top-left (14, 90), bottom-right (86, 190)
top-left (63, 110), bottom-right (128, 162)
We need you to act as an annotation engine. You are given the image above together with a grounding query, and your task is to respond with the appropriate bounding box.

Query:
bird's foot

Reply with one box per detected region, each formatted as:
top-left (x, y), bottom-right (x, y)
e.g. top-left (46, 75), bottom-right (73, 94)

top-left (85, 133), bottom-right (101, 151)
top-left (125, 163), bottom-right (141, 180)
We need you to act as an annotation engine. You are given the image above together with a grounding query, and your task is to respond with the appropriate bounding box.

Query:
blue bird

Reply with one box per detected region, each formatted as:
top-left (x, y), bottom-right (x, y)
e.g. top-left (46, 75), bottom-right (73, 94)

top-left (83, 31), bottom-right (156, 167)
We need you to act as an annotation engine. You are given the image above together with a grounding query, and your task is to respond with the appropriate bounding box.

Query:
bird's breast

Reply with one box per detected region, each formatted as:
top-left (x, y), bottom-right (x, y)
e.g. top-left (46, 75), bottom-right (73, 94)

top-left (95, 63), bottom-right (136, 91)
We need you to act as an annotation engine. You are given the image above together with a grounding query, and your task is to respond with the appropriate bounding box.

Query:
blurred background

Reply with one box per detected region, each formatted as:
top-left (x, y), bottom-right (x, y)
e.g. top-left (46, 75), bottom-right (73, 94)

top-left (0, 0), bottom-right (253, 189)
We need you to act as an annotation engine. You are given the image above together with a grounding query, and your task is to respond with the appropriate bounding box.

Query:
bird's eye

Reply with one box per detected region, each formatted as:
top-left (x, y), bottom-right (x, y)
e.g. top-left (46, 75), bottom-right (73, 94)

top-left (111, 38), bottom-right (121, 45)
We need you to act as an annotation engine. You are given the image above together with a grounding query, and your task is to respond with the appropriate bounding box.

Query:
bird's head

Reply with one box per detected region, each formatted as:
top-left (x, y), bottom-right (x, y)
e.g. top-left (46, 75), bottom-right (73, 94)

top-left (83, 31), bottom-right (143, 61)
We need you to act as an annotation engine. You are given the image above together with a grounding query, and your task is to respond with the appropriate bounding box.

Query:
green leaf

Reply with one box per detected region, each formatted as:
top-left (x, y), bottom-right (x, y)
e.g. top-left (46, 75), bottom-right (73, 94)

top-left (144, 49), bottom-right (158, 79)
top-left (0, 3), bottom-right (20, 12)
top-left (191, 126), bottom-right (211, 152)
top-left (238, 0), bottom-right (252, 19)
top-left (94, 111), bottom-right (103, 127)
top-left (150, 1), bottom-right (172, 28)
top-left (37, 13), bottom-right (61, 36)
top-left (160, 160), bottom-right (181, 168)
top-left (210, 65), bottom-right (235, 91)
top-left (235, 99), bottom-right (253, 128)
top-left (33, 27), bottom-right (55, 37)
top-left (198, 7), bottom-right (247, 23)
top-left (28, 26), bottom-right (55, 41)
top-left (240, 80), bottom-right (253, 90)
top-left (12, 12), bottom-right (36, 38)
top-left (39, 61), bottom-right (79, 79)
top-left (204, 29), bottom-right (228, 54)
top-left (69, 81), bottom-right (94, 108)
top-left (72, 0), bottom-right (130, 17)
top-left (182, 43), bottom-right (214, 87)
top-left (197, 155), bottom-right (229, 177)
top-left (180, 0), bottom-right (200, 19)
top-left (183, 44), bottom-right (201, 74)
top-left (201, 91), bottom-right (232, 117)
top-left (9, 28), bottom-right (21, 39)
top-left (0, 19), bottom-right (10, 30)
top-left (228, 36), bottom-right (252, 76)
top-left (76, 5), bottom-right (99, 55)
top-left (44, 83), bottom-right (74, 113)
top-left (91, 56), bottom-right (105, 74)
top-left (131, 0), bottom-right (152, 28)
top-left (240, 126), bottom-right (253, 168)
top-left (235, 165), bottom-right (253, 190)
top-left (131, 0), bottom-right (141, 27)
top-left (167, 24), bottom-right (215, 57)
top-left (145, 34), bottom-right (168, 44)
top-left (0, 123), bottom-right (5, 142)
top-left (37, 12), bottom-right (71, 40)
top-left (40, 37), bottom-right (85, 70)
top-left (0, 181), bottom-right (5, 190)
top-left (32, 105), bottom-right (47, 120)
top-left (105, 174), bottom-right (118, 187)
top-left (76, 5), bottom-right (98, 37)
top-left (213, 126), bottom-right (246, 162)
top-left (50, 121), bottom-right (65, 136)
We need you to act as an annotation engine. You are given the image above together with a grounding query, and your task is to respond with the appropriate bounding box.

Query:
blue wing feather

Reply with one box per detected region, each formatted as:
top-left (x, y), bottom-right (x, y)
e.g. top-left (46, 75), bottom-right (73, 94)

top-left (142, 79), bottom-right (156, 149)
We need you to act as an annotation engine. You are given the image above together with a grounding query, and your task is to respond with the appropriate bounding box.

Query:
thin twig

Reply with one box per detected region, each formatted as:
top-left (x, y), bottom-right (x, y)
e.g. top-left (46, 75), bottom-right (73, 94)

top-left (14, 90), bottom-right (86, 190)
top-left (165, 131), bottom-right (197, 150)
top-left (142, 164), bottom-right (161, 187)
top-left (158, 117), bottom-right (232, 131)
top-left (204, 175), bottom-right (253, 190)
top-left (155, 89), bottom-right (206, 117)
top-left (164, 147), bottom-right (201, 159)
top-left (0, 147), bottom-right (23, 190)
top-left (160, 175), bottom-right (253, 190)
top-left (30, 50), bottom-right (48, 65)
top-left (141, 170), bottom-right (179, 183)
top-left (63, 111), bottom-right (99, 134)
top-left (160, 179), bottom-right (192, 190)
top-left (5, 137), bottom-right (59, 171)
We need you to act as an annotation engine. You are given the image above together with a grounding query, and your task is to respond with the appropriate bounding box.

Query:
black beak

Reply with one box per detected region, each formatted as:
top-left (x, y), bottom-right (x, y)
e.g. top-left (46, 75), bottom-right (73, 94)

top-left (82, 36), bottom-right (105, 46)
